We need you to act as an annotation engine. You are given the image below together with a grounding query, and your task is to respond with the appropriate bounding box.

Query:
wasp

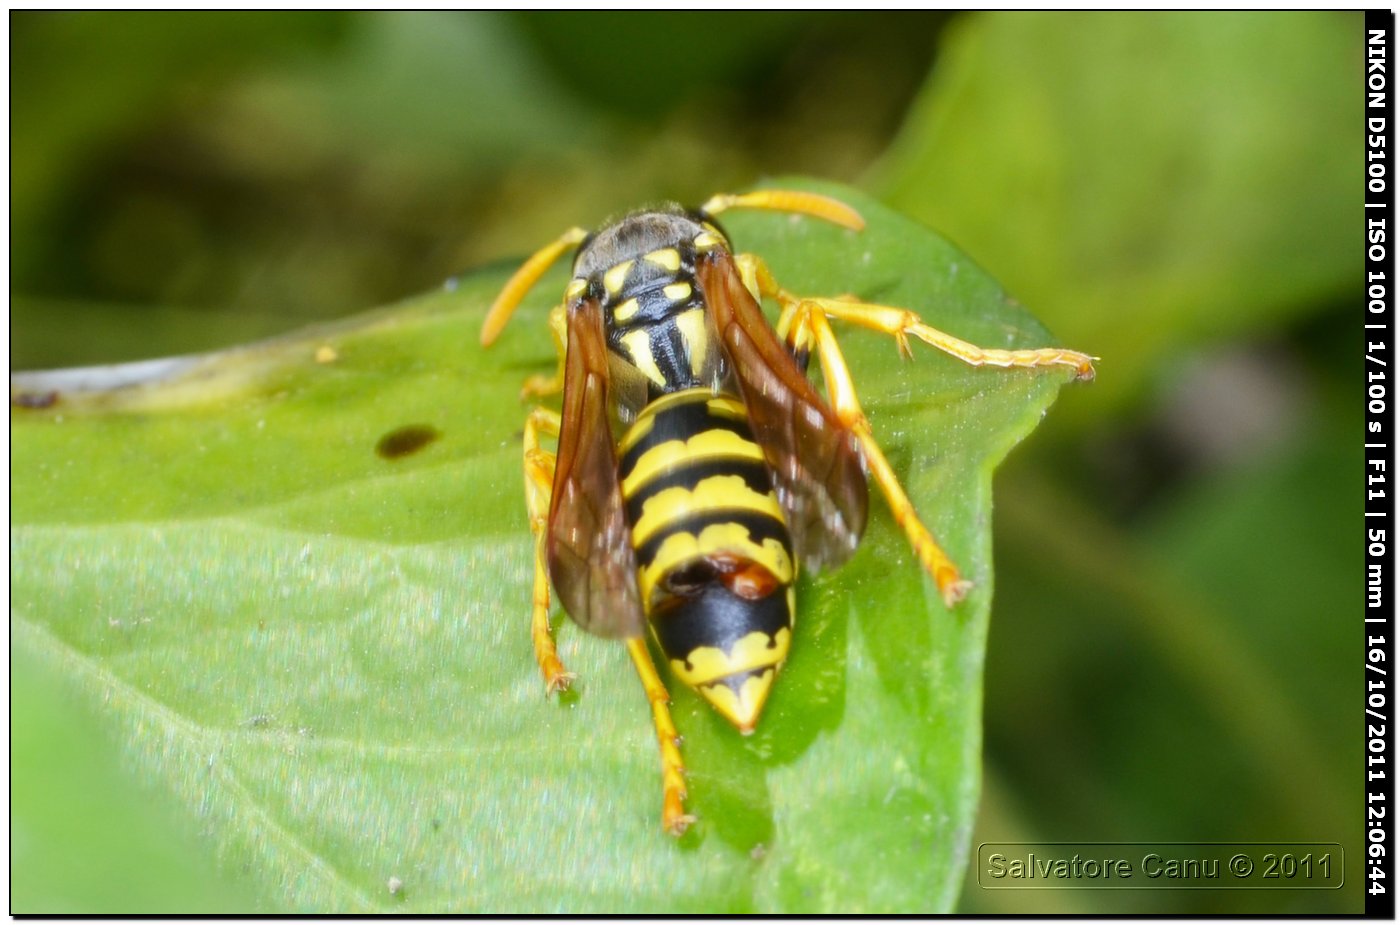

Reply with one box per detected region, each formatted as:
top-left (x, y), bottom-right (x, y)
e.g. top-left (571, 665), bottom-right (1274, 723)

top-left (481, 189), bottom-right (1094, 835)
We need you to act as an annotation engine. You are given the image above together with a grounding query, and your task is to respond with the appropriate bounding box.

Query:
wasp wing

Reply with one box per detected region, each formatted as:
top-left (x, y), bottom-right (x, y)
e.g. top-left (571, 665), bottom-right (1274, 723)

top-left (697, 250), bottom-right (868, 573)
top-left (546, 296), bottom-right (645, 638)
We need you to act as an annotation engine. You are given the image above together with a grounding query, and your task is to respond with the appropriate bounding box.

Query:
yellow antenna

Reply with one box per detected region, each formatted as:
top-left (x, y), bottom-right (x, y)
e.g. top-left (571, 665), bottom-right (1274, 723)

top-left (699, 190), bottom-right (865, 232)
top-left (481, 227), bottom-right (589, 346)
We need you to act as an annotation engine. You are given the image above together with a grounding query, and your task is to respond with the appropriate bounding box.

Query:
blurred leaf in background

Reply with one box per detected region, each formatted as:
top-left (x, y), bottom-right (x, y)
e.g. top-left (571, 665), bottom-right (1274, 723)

top-left (874, 11), bottom-right (1355, 419)
top-left (10, 9), bottom-right (1363, 915)
top-left (869, 11), bottom-right (1358, 913)
top-left (11, 11), bottom-right (947, 369)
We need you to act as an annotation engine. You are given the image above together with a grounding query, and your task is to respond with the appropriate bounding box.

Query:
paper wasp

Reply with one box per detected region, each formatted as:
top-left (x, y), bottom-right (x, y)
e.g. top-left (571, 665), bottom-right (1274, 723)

top-left (481, 189), bottom-right (1094, 835)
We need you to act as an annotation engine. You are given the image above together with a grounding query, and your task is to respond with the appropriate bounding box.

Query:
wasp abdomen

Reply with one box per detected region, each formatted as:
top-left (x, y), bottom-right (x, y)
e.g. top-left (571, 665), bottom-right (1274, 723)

top-left (617, 387), bottom-right (796, 731)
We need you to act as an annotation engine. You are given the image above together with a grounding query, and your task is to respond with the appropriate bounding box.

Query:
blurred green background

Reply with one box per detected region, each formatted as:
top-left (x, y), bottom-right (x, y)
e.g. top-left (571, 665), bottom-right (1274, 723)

top-left (10, 10), bottom-right (1361, 913)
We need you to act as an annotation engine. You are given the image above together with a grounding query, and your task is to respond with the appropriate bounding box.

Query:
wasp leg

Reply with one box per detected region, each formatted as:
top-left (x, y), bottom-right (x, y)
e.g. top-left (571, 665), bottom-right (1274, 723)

top-left (808, 298), bottom-right (1096, 380)
top-left (700, 189), bottom-right (865, 231)
top-left (734, 254), bottom-right (816, 373)
top-left (625, 637), bottom-right (696, 836)
top-left (733, 253), bottom-right (972, 606)
top-left (481, 227), bottom-right (589, 347)
top-left (519, 303), bottom-right (569, 400)
top-left (523, 407), bottom-right (576, 695)
top-left (735, 253), bottom-right (1095, 380)
top-left (808, 309), bottom-right (973, 607)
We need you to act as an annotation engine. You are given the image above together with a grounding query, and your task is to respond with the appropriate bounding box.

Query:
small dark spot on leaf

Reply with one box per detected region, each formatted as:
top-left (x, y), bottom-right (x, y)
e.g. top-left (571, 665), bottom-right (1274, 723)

top-left (376, 424), bottom-right (441, 460)
top-left (12, 390), bottom-right (58, 409)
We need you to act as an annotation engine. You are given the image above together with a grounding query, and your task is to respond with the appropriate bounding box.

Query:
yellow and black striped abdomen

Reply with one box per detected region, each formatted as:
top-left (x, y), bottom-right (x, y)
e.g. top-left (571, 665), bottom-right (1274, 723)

top-left (617, 387), bottom-right (796, 732)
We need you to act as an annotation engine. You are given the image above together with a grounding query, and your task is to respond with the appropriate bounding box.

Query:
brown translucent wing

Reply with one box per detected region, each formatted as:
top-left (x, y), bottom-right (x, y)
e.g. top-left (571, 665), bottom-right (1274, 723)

top-left (546, 296), bottom-right (645, 638)
top-left (696, 250), bottom-right (868, 573)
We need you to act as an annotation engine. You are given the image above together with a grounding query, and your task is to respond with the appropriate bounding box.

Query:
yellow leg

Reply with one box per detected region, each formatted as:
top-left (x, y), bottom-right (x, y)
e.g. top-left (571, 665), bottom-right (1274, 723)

top-left (625, 638), bottom-right (695, 836)
top-left (735, 253), bottom-right (978, 605)
top-left (525, 410), bottom-right (692, 834)
top-left (700, 189), bottom-right (865, 231)
top-left (733, 252), bottom-right (1097, 605)
top-left (803, 309), bottom-right (973, 607)
top-left (813, 298), bottom-right (1096, 380)
top-left (481, 227), bottom-right (588, 347)
top-left (734, 252), bottom-right (1095, 380)
top-left (523, 407), bottom-right (575, 694)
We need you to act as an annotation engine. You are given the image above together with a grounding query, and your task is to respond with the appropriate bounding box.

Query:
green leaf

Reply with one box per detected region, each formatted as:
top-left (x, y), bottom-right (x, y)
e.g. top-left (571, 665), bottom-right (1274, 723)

top-left (11, 179), bottom-right (1085, 913)
top-left (11, 655), bottom-right (266, 912)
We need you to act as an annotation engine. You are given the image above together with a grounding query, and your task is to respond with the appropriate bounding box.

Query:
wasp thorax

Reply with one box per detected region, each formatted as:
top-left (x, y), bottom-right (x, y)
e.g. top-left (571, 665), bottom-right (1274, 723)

top-left (573, 210), bottom-right (710, 280)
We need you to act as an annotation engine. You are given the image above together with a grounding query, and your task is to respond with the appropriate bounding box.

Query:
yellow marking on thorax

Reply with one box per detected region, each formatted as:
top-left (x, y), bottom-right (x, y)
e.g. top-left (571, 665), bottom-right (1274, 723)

top-left (674, 307), bottom-right (709, 377)
top-left (604, 261), bottom-right (634, 295)
top-left (621, 428), bottom-right (766, 497)
top-left (613, 297), bottom-right (640, 323)
top-left (644, 248), bottom-right (681, 271)
top-left (694, 230), bottom-right (726, 252)
top-left (669, 627), bottom-right (791, 687)
top-left (663, 282), bottom-right (692, 301)
top-left (564, 277), bottom-right (588, 301)
top-left (631, 474), bottom-right (782, 546)
top-left (620, 329), bottom-right (665, 386)
top-left (637, 523), bottom-right (793, 606)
